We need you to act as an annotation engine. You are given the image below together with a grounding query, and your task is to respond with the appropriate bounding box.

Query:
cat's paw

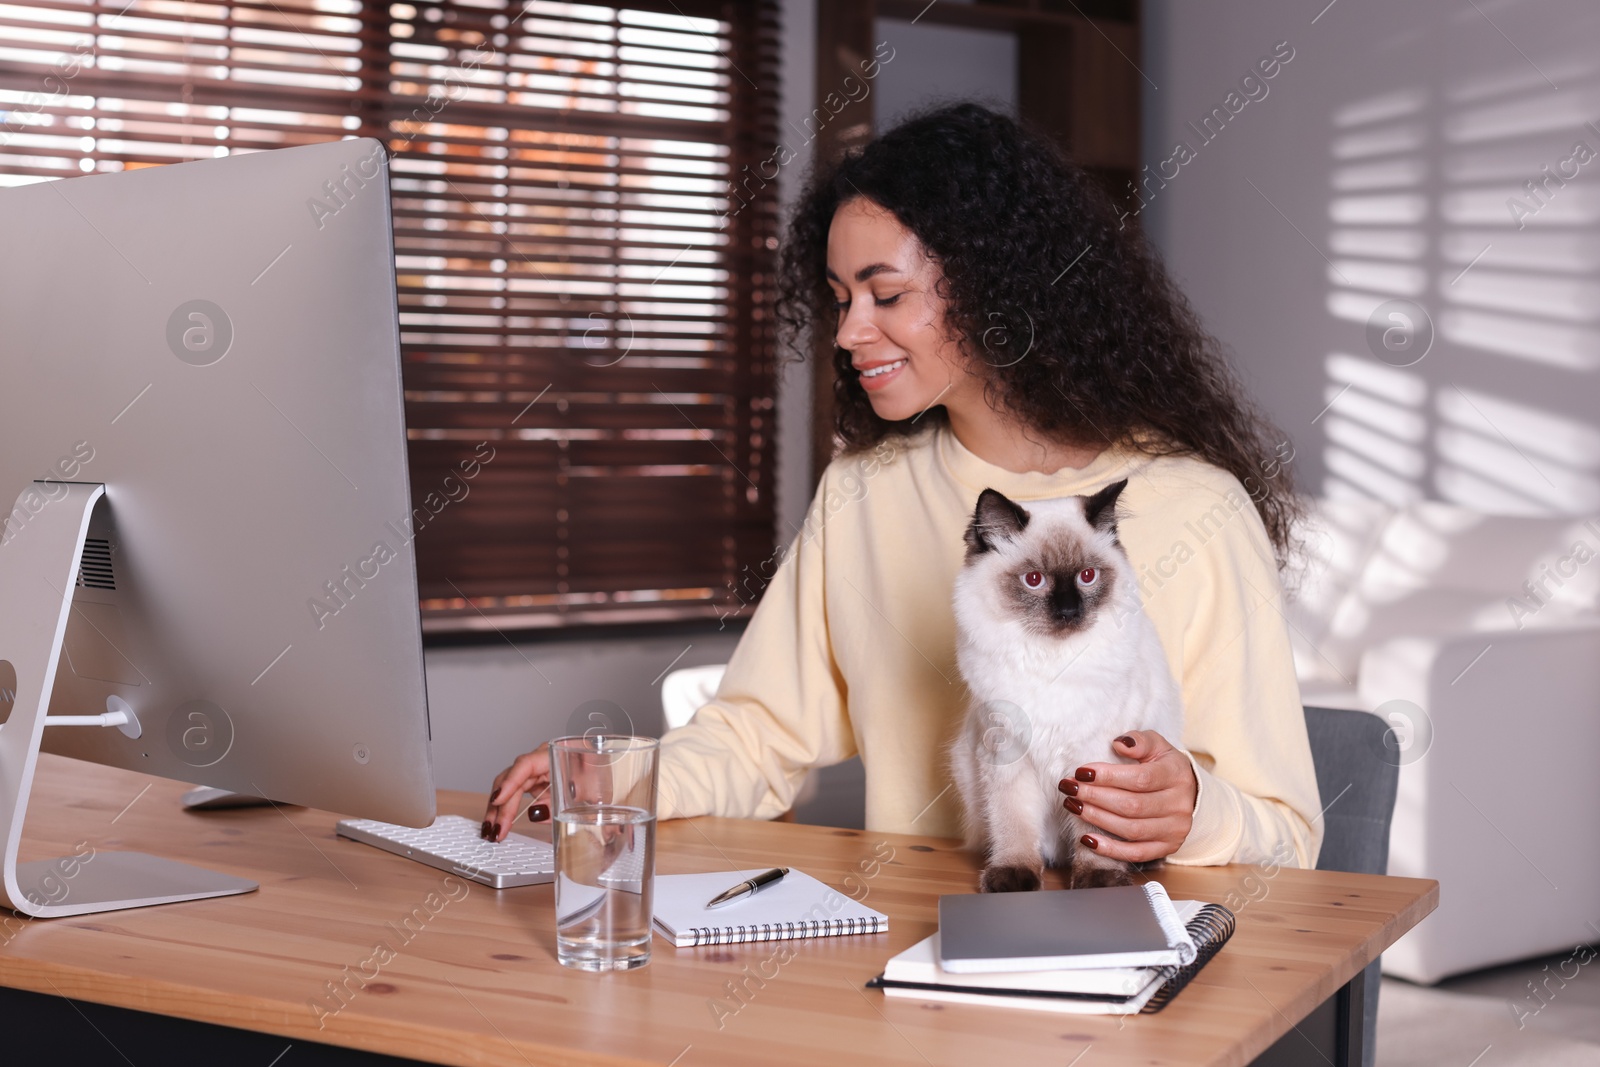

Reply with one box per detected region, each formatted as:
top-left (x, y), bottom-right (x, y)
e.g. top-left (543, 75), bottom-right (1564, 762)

top-left (1068, 864), bottom-right (1136, 889)
top-left (979, 864), bottom-right (1042, 893)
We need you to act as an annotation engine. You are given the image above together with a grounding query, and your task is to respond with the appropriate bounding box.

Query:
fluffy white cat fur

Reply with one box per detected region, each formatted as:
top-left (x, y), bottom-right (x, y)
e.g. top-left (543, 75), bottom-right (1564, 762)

top-left (949, 479), bottom-right (1184, 892)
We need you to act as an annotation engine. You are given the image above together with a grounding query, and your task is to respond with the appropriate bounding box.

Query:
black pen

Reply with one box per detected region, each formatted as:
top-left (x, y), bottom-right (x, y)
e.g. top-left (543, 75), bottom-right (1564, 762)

top-left (706, 867), bottom-right (790, 908)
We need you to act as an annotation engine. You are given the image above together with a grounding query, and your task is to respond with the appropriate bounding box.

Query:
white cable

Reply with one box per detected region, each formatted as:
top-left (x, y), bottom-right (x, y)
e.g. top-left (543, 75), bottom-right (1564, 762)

top-left (0, 710), bottom-right (130, 729)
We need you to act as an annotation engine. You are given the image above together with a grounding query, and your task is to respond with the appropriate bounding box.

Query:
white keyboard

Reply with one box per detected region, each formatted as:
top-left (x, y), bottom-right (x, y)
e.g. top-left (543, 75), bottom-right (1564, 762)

top-left (597, 844), bottom-right (649, 886)
top-left (337, 814), bottom-right (555, 889)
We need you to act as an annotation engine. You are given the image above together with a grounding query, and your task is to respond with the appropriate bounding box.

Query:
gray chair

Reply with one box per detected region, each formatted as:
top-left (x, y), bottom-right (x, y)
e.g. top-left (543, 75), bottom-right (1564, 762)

top-left (1306, 705), bottom-right (1401, 1067)
top-left (1252, 706), bottom-right (1399, 1067)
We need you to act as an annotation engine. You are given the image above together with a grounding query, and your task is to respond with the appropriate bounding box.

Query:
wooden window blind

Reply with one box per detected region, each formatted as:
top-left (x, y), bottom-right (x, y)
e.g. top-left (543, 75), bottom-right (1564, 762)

top-left (0, 0), bottom-right (782, 632)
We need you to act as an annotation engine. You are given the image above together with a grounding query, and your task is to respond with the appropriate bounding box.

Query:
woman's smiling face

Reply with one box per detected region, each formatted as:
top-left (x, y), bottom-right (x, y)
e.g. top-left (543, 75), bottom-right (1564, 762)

top-left (826, 197), bottom-right (981, 423)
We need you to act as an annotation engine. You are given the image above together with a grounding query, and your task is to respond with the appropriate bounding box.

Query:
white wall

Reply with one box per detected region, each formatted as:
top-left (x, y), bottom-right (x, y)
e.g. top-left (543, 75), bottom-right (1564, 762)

top-left (424, 627), bottom-right (741, 792)
top-left (874, 16), bottom-right (1018, 128)
top-left (773, 0), bottom-right (817, 544)
top-left (1142, 0), bottom-right (1600, 515)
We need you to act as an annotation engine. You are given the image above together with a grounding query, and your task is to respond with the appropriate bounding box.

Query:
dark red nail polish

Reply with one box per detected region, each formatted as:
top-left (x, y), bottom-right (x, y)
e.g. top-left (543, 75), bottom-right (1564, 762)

top-left (1064, 797), bottom-right (1084, 815)
top-left (529, 804), bottom-right (549, 823)
top-left (480, 820), bottom-right (491, 838)
top-left (1075, 768), bottom-right (1096, 783)
top-left (1116, 735), bottom-right (1136, 749)
top-left (1059, 780), bottom-right (1079, 797)
top-left (1081, 834), bottom-right (1099, 850)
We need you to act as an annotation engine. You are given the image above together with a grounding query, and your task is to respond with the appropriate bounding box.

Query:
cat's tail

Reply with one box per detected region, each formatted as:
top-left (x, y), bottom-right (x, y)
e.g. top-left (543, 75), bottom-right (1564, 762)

top-left (944, 722), bottom-right (988, 853)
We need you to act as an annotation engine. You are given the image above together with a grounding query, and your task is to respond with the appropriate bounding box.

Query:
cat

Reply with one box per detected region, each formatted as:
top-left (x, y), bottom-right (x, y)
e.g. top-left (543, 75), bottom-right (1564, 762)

top-left (948, 478), bottom-right (1184, 892)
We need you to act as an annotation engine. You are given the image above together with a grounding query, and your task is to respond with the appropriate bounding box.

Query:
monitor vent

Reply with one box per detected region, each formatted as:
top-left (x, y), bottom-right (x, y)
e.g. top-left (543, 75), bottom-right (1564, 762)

top-left (76, 538), bottom-right (116, 590)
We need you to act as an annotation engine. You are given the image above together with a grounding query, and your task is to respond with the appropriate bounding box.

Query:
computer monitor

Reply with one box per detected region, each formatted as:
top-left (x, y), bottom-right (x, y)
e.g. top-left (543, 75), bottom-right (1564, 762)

top-left (0, 139), bottom-right (435, 917)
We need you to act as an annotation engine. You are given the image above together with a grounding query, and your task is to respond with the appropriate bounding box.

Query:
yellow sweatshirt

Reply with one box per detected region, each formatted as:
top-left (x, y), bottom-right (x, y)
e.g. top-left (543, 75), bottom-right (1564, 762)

top-left (657, 425), bottom-right (1323, 869)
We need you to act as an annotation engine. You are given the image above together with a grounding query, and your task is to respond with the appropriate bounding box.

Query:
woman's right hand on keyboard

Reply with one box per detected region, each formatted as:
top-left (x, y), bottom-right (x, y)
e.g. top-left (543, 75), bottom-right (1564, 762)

top-left (483, 744), bottom-right (551, 841)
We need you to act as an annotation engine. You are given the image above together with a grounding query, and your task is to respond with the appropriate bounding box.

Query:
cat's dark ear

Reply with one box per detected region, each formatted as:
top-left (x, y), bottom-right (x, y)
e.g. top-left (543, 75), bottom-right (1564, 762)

top-left (1083, 478), bottom-right (1127, 535)
top-left (966, 488), bottom-right (1030, 556)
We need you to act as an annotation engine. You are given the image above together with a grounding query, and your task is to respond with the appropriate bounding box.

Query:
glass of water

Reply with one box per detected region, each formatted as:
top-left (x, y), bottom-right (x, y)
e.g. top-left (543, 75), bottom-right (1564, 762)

top-left (548, 734), bottom-right (659, 971)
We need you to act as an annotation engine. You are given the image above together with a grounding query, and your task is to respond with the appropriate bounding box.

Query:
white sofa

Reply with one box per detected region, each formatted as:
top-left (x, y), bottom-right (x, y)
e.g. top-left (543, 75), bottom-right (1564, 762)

top-left (1289, 498), bottom-right (1600, 984)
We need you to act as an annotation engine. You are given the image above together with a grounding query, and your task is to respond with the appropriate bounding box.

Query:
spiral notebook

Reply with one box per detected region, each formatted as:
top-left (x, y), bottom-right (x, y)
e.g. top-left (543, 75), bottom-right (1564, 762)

top-left (653, 869), bottom-right (889, 948)
top-left (867, 901), bottom-right (1236, 1015)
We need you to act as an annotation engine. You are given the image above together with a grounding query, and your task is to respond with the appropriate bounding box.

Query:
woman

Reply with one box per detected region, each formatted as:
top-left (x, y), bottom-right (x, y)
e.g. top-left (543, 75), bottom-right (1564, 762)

top-left (484, 104), bottom-right (1322, 871)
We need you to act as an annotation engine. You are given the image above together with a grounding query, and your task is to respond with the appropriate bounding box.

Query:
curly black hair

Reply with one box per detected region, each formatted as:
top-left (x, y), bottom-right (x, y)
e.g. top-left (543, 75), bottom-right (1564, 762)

top-left (776, 103), bottom-right (1302, 565)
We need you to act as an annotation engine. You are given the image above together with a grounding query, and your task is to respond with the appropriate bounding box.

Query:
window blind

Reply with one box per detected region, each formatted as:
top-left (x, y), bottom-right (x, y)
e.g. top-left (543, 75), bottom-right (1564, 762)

top-left (0, 0), bottom-right (781, 632)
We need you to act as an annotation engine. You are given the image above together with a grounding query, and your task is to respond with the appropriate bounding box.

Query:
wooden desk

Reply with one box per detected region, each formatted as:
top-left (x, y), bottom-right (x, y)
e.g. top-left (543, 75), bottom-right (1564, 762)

top-left (0, 755), bottom-right (1436, 1067)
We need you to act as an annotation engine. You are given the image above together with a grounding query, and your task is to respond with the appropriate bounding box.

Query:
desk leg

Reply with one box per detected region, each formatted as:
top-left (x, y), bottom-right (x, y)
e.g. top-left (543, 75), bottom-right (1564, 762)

top-left (1248, 967), bottom-right (1365, 1067)
top-left (1338, 966), bottom-right (1367, 1066)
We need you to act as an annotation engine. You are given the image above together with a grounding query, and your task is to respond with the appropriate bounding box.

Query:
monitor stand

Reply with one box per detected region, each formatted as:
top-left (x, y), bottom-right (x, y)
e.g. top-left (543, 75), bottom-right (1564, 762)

top-left (0, 482), bottom-right (258, 917)
top-left (181, 786), bottom-right (274, 811)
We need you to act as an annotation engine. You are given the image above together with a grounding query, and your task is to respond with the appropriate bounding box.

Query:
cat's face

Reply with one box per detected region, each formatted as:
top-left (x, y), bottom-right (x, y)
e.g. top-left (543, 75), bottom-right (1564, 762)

top-left (959, 480), bottom-right (1128, 639)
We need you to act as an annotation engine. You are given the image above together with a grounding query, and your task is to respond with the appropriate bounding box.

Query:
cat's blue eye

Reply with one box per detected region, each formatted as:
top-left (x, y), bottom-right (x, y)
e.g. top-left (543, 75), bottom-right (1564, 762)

top-left (1021, 571), bottom-right (1045, 589)
top-left (1077, 567), bottom-right (1097, 586)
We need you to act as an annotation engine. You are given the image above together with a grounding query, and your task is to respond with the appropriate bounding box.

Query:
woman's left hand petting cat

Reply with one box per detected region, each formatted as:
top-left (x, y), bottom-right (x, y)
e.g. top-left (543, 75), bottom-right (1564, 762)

top-left (1059, 729), bottom-right (1197, 863)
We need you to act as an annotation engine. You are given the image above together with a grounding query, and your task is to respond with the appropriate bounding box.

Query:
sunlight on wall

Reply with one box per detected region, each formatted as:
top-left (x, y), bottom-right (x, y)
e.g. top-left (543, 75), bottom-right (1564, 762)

top-left (1322, 87), bottom-right (1431, 508)
top-left (1320, 22), bottom-right (1600, 519)
top-left (1294, 15), bottom-right (1600, 682)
